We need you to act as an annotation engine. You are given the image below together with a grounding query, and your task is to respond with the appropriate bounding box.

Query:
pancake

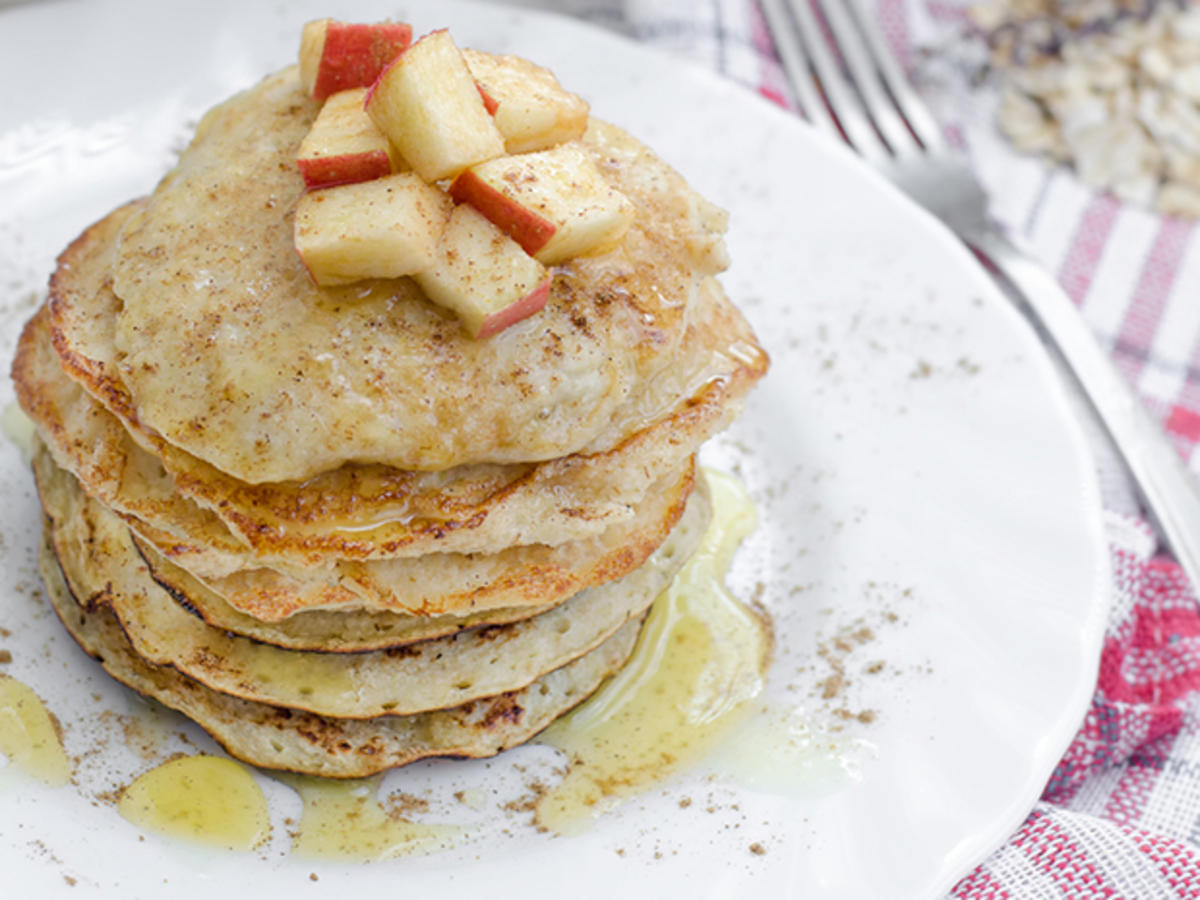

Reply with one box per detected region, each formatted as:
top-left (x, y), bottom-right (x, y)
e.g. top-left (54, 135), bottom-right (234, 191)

top-left (44, 457), bottom-right (687, 717)
top-left (131, 481), bottom-right (709, 650)
top-left (19, 309), bottom-right (253, 574)
top-left (131, 485), bottom-right (708, 652)
top-left (24, 312), bottom-right (707, 615)
top-left (154, 462), bottom-right (693, 620)
top-left (40, 440), bottom-right (707, 634)
top-left (40, 532), bottom-right (642, 778)
top-left (37, 259), bottom-right (763, 563)
top-left (108, 65), bottom-right (736, 482)
top-left (30, 420), bottom-right (695, 621)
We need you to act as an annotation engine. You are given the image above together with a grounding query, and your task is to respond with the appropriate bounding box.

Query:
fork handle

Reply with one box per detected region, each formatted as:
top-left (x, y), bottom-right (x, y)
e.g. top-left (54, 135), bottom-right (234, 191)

top-left (971, 226), bottom-right (1200, 592)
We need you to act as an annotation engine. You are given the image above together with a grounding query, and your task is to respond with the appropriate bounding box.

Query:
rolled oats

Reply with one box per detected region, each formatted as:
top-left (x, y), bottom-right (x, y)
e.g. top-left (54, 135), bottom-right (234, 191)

top-left (977, 0), bottom-right (1200, 217)
top-left (1159, 178), bottom-right (1200, 213)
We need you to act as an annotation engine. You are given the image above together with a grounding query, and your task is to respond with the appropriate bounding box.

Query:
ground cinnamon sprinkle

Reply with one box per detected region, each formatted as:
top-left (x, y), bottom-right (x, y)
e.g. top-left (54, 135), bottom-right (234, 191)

top-left (814, 614), bottom-right (892, 726)
top-left (382, 791), bottom-right (429, 819)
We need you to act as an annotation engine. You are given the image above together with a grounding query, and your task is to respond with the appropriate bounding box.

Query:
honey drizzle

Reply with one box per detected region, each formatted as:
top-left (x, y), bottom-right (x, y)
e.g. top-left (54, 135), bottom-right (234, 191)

top-left (1, 402), bottom-right (34, 460)
top-left (117, 755), bottom-right (270, 850)
top-left (535, 469), bottom-right (768, 832)
top-left (282, 775), bottom-right (466, 861)
top-left (0, 675), bottom-right (70, 787)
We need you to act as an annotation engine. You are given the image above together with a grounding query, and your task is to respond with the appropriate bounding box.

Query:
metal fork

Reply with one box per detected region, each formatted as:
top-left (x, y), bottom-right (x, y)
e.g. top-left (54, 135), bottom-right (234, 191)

top-left (761, 0), bottom-right (1200, 591)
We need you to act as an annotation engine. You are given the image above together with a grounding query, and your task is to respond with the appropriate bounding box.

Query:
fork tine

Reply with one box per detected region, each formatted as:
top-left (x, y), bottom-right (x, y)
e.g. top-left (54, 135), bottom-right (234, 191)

top-left (767, 0), bottom-right (887, 163)
top-left (843, 0), bottom-right (946, 153)
top-left (787, 0), bottom-right (888, 163)
top-left (812, 0), bottom-right (918, 157)
top-left (760, 0), bottom-right (841, 139)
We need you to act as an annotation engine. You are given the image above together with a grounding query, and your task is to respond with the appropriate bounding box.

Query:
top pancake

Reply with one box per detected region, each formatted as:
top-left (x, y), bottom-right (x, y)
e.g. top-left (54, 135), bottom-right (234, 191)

top-left (108, 64), bottom-right (733, 483)
top-left (35, 254), bottom-right (763, 564)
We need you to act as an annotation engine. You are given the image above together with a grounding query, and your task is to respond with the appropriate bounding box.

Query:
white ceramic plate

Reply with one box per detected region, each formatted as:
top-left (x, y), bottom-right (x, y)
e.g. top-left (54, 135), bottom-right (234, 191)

top-left (0, 1), bottom-right (1109, 897)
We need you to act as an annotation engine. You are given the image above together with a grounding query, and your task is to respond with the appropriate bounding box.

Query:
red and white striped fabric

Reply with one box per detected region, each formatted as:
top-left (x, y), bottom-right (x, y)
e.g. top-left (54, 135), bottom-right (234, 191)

top-left (545, 0), bottom-right (1200, 894)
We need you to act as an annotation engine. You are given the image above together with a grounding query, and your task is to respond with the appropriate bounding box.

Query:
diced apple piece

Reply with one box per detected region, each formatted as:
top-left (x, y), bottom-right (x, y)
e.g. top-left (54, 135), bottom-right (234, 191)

top-left (476, 82), bottom-right (499, 116)
top-left (296, 88), bottom-right (403, 189)
top-left (365, 29), bottom-right (505, 182)
top-left (415, 205), bottom-right (551, 338)
top-left (294, 172), bottom-right (451, 287)
top-left (299, 19), bottom-right (413, 101)
top-left (449, 144), bottom-right (634, 265)
top-left (463, 49), bottom-right (589, 153)
top-left (448, 167), bottom-right (556, 257)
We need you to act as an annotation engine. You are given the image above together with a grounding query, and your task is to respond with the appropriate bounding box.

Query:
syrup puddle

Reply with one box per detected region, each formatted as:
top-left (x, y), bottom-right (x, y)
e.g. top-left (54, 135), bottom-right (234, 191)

top-left (0, 675), bottom-right (70, 787)
top-left (1, 402), bottom-right (34, 460)
top-left (534, 469), bottom-right (771, 832)
top-left (281, 775), bottom-right (467, 861)
top-left (118, 755), bottom-right (269, 851)
top-left (708, 703), bottom-right (874, 796)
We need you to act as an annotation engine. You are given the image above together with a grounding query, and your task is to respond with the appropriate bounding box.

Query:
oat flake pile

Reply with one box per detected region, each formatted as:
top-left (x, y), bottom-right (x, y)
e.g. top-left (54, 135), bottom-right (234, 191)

top-left (975, 0), bottom-right (1200, 217)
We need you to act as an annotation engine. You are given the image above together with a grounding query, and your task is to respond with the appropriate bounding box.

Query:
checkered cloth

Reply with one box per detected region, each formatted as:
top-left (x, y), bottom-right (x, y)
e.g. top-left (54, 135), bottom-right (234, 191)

top-left (535, 0), bottom-right (1200, 894)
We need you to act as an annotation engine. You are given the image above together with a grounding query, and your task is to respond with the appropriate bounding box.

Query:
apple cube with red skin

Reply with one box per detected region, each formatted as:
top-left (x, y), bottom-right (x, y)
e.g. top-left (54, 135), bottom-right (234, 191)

top-left (476, 82), bottom-right (499, 116)
top-left (365, 29), bottom-right (505, 183)
top-left (294, 172), bottom-right (451, 287)
top-left (296, 88), bottom-right (403, 190)
top-left (449, 144), bottom-right (634, 265)
top-left (463, 49), bottom-right (589, 154)
top-left (299, 19), bottom-right (412, 101)
top-left (415, 205), bottom-right (551, 338)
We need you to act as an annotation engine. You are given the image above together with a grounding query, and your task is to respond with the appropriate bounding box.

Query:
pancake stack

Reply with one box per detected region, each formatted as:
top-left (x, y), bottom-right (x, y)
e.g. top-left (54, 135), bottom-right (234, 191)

top-left (11, 52), bottom-right (767, 778)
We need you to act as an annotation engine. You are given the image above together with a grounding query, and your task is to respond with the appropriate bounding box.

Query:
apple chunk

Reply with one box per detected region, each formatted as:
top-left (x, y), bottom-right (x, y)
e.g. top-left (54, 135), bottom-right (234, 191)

top-left (294, 172), bottom-right (452, 287)
top-left (463, 49), bottom-right (589, 154)
top-left (449, 144), bottom-right (634, 265)
top-left (365, 29), bottom-right (505, 182)
top-left (296, 88), bottom-right (402, 189)
top-left (299, 19), bottom-right (412, 101)
top-left (415, 205), bottom-right (551, 338)
top-left (476, 82), bottom-right (499, 116)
